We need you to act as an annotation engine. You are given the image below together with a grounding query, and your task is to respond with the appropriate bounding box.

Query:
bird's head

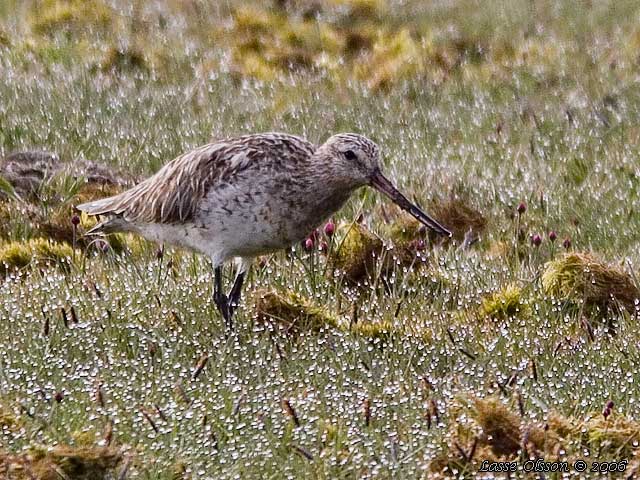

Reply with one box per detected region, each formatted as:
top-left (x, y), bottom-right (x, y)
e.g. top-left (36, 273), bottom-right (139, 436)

top-left (316, 133), bottom-right (452, 237)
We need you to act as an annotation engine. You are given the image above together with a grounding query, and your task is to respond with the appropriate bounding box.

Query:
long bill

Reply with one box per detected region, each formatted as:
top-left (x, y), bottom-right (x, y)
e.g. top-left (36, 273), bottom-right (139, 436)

top-left (370, 169), bottom-right (452, 237)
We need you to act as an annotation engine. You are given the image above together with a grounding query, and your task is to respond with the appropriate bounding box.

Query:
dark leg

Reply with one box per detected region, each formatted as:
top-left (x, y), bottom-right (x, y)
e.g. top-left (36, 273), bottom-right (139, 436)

top-left (213, 266), bottom-right (231, 328)
top-left (228, 272), bottom-right (246, 318)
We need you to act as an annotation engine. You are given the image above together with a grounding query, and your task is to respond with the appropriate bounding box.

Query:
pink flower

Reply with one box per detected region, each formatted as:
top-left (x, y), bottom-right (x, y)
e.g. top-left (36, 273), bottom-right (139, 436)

top-left (323, 221), bottom-right (335, 237)
top-left (548, 231), bottom-right (557, 242)
top-left (303, 238), bottom-right (314, 251)
top-left (531, 234), bottom-right (542, 247)
top-left (517, 202), bottom-right (527, 214)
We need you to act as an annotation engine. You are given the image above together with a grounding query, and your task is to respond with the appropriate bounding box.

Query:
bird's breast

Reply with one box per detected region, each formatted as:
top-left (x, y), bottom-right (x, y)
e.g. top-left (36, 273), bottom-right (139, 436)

top-left (194, 174), bottom-right (355, 257)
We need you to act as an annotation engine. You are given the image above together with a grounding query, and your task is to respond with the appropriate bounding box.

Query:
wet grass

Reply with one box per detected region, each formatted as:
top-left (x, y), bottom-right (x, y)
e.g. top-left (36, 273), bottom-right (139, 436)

top-left (1, 0), bottom-right (640, 478)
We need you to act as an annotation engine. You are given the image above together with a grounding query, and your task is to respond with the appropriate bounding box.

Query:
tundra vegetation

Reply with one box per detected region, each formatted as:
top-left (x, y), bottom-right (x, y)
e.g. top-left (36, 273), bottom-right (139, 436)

top-left (1, 0), bottom-right (640, 478)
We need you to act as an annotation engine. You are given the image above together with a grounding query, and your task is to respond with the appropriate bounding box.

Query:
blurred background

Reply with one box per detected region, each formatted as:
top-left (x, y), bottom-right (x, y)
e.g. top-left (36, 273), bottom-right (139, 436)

top-left (2, 4), bottom-right (640, 478)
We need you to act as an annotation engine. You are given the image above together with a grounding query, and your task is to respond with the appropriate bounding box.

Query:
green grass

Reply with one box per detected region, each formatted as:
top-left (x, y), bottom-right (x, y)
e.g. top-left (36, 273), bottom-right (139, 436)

top-left (1, 0), bottom-right (640, 478)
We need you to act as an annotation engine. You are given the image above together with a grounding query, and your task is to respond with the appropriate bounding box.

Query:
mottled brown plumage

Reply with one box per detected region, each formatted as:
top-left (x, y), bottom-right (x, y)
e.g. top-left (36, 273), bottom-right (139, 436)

top-left (77, 132), bottom-right (450, 326)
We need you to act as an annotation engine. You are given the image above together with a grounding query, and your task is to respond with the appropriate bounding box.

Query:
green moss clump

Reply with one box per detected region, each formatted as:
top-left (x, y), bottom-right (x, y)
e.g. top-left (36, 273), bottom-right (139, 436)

top-left (348, 320), bottom-right (395, 340)
top-left (31, 0), bottom-right (116, 36)
top-left (0, 239), bottom-right (77, 275)
top-left (581, 414), bottom-right (640, 457)
top-left (431, 395), bottom-right (640, 476)
top-left (227, 6), bottom-right (343, 81)
top-left (254, 289), bottom-right (338, 335)
top-left (330, 0), bottom-right (385, 19)
top-left (480, 284), bottom-right (530, 320)
top-left (329, 223), bottom-right (383, 284)
top-left (354, 29), bottom-right (422, 91)
top-left (0, 242), bottom-right (33, 273)
top-left (0, 445), bottom-right (121, 480)
top-left (31, 238), bottom-right (74, 264)
top-left (387, 213), bottom-right (425, 244)
top-left (542, 252), bottom-right (639, 313)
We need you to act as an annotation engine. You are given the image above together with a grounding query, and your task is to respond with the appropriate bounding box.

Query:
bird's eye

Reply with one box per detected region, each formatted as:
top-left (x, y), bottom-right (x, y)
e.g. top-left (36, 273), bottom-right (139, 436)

top-left (344, 150), bottom-right (357, 161)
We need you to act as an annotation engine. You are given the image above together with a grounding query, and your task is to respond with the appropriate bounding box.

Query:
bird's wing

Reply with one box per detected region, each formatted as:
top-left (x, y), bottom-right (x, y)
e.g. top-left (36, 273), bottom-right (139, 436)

top-left (76, 133), bottom-right (316, 224)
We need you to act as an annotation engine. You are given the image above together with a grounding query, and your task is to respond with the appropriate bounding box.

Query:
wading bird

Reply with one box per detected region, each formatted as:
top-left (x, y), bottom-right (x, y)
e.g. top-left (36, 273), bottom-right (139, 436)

top-left (77, 133), bottom-right (451, 327)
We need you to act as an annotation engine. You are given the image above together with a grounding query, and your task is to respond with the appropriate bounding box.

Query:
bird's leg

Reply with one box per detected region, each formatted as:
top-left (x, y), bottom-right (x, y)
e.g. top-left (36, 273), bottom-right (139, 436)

top-left (227, 257), bottom-right (252, 319)
top-left (213, 266), bottom-right (231, 328)
top-left (227, 271), bottom-right (245, 318)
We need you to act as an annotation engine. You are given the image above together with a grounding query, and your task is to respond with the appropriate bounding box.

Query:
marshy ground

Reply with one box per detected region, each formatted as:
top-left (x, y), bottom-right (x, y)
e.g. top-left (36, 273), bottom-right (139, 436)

top-left (1, 0), bottom-right (640, 478)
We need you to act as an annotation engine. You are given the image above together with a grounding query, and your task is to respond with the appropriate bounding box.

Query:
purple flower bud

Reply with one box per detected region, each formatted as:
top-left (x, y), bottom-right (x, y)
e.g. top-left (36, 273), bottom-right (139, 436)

top-left (517, 202), bottom-right (527, 215)
top-left (548, 231), bottom-right (557, 242)
top-left (71, 214), bottom-right (80, 226)
top-left (606, 400), bottom-right (614, 410)
top-left (531, 234), bottom-right (542, 247)
top-left (304, 238), bottom-right (314, 251)
top-left (319, 240), bottom-right (328, 253)
top-left (324, 221), bottom-right (335, 237)
top-left (562, 237), bottom-right (571, 249)
top-left (95, 240), bottom-right (109, 253)
top-left (54, 391), bottom-right (63, 403)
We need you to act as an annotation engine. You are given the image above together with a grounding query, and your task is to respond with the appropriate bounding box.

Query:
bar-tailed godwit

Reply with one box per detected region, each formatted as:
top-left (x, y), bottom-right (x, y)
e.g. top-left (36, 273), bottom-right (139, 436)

top-left (77, 133), bottom-right (451, 327)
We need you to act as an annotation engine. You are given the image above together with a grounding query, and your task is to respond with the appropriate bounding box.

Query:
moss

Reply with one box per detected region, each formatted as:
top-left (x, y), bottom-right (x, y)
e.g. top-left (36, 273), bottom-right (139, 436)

top-left (582, 414), bottom-right (640, 457)
top-left (382, 214), bottom-right (433, 270)
top-left (227, 6), bottom-right (343, 80)
top-left (348, 320), bottom-right (395, 340)
top-left (469, 396), bottom-right (521, 456)
top-left (330, 0), bottom-right (385, 19)
top-left (480, 284), bottom-right (530, 321)
top-left (30, 0), bottom-right (116, 36)
top-left (100, 46), bottom-right (148, 73)
top-left (0, 242), bottom-right (33, 273)
top-left (31, 238), bottom-right (74, 264)
top-left (171, 460), bottom-right (188, 480)
top-left (542, 252), bottom-right (639, 313)
top-left (355, 29), bottom-right (422, 91)
top-left (387, 213), bottom-right (425, 244)
top-left (429, 198), bottom-right (487, 242)
top-left (329, 223), bottom-right (383, 284)
top-left (0, 239), bottom-right (77, 275)
top-left (0, 402), bottom-right (21, 432)
top-left (0, 445), bottom-right (121, 480)
top-left (431, 393), bottom-right (640, 476)
top-left (254, 289), bottom-right (338, 335)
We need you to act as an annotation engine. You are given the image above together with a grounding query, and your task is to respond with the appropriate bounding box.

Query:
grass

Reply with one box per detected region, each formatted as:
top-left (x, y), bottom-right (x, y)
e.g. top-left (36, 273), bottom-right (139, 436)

top-left (1, 0), bottom-right (640, 477)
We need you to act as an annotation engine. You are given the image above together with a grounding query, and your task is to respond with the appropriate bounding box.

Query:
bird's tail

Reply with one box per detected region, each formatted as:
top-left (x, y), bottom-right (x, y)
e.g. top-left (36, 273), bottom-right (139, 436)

top-left (76, 195), bottom-right (131, 235)
top-left (76, 196), bottom-right (120, 216)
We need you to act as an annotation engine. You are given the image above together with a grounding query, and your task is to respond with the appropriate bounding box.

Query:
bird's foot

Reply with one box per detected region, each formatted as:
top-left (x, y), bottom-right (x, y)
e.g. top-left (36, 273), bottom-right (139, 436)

top-left (227, 292), bottom-right (242, 319)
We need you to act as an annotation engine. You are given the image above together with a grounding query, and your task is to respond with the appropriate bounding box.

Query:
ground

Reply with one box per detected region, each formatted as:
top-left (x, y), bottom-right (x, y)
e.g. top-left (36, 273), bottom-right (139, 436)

top-left (1, 1), bottom-right (640, 478)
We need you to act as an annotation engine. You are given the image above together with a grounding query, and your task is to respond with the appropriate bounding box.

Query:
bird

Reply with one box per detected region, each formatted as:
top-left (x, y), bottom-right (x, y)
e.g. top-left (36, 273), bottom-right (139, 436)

top-left (76, 132), bottom-right (451, 328)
